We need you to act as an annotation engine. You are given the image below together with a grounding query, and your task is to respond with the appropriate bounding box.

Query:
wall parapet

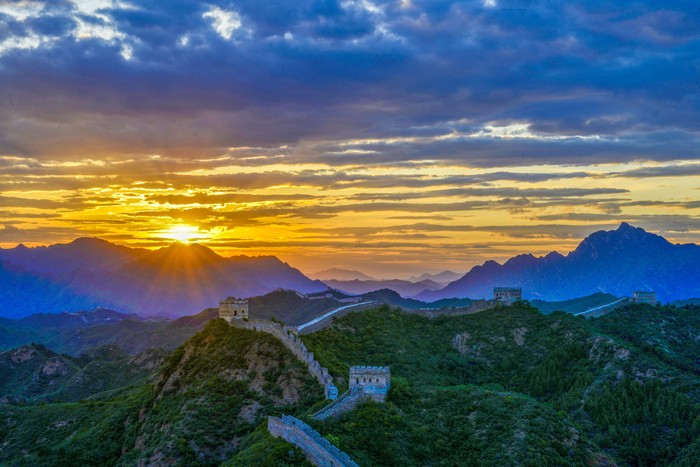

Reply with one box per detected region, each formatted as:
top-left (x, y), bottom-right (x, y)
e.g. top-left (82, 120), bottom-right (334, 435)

top-left (230, 319), bottom-right (338, 400)
top-left (268, 415), bottom-right (359, 467)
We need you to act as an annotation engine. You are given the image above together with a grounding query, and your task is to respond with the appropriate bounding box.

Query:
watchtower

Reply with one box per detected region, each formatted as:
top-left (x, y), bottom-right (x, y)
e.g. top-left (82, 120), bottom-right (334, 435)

top-left (494, 287), bottom-right (522, 303)
top-left (219, 297), bottom-right (249, 322)
top-left (633, 291), bottom-right (657, 305)
top-left (349, 366), bottom-right (390, 401)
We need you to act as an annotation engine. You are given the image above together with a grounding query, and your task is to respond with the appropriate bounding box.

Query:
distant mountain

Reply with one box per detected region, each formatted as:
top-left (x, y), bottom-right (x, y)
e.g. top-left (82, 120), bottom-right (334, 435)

top-left (0, 260), bottom-right (103, 318)
top-left (530, 292), bottom-right (619, 315)
top-left (324, 278), bottom-right (443, 297)
top-left (310, 268), bottom-right (376, 281)
top-left (0, 239), bottom-right (327, 318)
top-left (0, 237), bottom-right (147, 274)
top-left (417, 223), bottom-right (700, 302)
top-left (408, 270), bottom-right (463, 285)
top-left (0, 306), bottom-right (216, 356)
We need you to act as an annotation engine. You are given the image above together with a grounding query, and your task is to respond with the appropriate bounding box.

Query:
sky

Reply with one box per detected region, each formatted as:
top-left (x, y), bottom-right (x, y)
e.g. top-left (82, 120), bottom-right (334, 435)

top-left (0, 0), bottom-right (699, 278)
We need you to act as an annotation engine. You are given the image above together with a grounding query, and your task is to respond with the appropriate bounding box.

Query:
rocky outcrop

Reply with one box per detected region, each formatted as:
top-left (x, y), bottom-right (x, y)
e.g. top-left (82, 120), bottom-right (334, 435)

top-left (231, 319), bottom-right (338, 399)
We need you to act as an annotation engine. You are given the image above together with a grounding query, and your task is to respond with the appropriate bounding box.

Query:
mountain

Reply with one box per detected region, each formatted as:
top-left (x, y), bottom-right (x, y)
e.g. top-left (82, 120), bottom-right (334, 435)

top-left (530, 292), bottom-right (619, 315)
top-left (0, 239), bottom-right (327, 318)
top-left (310, 268), bottom-right (376, 281)
top-left (417, 223), bottom-right (700, 302)
top-left (408, 270), bottom-right (463, 284)
top-left (301, 302), bottom-right (700, 465)
top-left (0, 306), bottom-right (217, 355)
top-left (3, 302), bottom-right (700, 465)
top-left (0, 320), bottom-right (322, 466)
top-left (324, 278), bottom-right (443, 297)
top-left (0, 343), bottom-right (164, 403)
top-left (0, 259), bottom-right (102, 318)
top-left (0, 237), bottom-right (147, 274)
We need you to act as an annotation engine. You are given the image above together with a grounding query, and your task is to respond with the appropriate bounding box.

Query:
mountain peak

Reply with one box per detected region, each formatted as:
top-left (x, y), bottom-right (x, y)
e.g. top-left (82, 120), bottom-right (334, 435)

top-left (617, 221), bottom-right (633, 231)
top-left (616, 222), bottom-right (642, 233)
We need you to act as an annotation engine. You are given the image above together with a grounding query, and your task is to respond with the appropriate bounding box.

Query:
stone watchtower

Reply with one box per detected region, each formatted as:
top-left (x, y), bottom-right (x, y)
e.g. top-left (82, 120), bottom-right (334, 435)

top-left (494, 287), bottom-right (522, 303)
top-left (219, 297), bottom-right (249, 322)
top-left (633, 291), bottom-right (657, 305)
top-left (349, 366), bottom-right (390, 401)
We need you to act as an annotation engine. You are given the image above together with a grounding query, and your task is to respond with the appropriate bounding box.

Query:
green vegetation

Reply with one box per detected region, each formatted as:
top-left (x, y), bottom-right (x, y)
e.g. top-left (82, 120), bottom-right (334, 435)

top-left (224, 425), bottom-right (311, 466)
top-left (2, 303), bottom-right (700, 465)
top-left (302, 303), bottom-right (700, 465)
top-left (0, 343), bottom-right (162, 403)
top-left (0, 319), bottom-right (323, 466)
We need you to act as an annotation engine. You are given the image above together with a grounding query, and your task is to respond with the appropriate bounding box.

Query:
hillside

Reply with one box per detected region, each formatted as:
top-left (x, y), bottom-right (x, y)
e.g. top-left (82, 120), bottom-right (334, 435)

top-left (0, 320), bottom-right (323, 465)
top-left (531, 292), bottom-right (620, 315)
top-left (248, 289), bottom-right (342, 325)
top-left (0, 344), bottom-right (163, 403)
top-left (0, 239), bottom-right (327, 318)
top-left (0, 308), bottom-right (217, 355)
top-left (2, 304), bottom-right (700, 465)
top-left (593, 304), bottom-right (700, 378)
top-left (418, 223), bottom-right (700, 302)
top-left (302, 304), bottom-right (700, 465)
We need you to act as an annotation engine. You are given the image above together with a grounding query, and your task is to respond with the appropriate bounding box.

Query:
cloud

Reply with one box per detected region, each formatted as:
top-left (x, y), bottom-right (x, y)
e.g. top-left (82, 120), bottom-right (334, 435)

top-left (0, 1), bottom-right (698, 275)
top-left (0, 0), bottom-right (697, 166)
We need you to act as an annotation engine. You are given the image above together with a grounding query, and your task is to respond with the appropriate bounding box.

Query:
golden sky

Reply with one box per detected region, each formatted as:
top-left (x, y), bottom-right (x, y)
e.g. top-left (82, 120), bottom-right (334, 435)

top-left (1, 1), bottom-right (699, 278)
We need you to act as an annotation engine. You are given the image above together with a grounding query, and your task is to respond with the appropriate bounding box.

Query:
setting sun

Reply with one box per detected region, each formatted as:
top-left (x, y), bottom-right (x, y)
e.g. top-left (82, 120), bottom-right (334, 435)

top-left (161, 225), bottom-right (201, 244)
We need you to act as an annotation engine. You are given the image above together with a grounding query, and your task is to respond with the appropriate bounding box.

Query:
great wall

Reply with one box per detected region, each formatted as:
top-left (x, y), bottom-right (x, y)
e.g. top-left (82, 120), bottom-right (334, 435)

top-left (221, 287), bottom-right (646, 466)
top-left (268, 415), bottom-right (359, 467)
top-left (222, 297), bottom-right (393, 466)
top-left (230, 318), bottom-right (339, 400)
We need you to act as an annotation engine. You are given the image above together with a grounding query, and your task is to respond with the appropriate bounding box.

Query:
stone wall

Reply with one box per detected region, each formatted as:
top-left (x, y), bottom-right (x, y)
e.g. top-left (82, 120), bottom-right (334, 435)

top-left (311, 386), bottom-right (366, 421)
top-left (231, 319), bottom-right (338, 400)
top-left (268, 415), bottom-right (359, 467)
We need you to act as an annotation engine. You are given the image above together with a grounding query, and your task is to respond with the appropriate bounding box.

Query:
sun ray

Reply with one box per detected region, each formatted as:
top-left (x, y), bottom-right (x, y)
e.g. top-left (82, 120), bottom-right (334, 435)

top-left (161, 224), bottom-right (202, 244)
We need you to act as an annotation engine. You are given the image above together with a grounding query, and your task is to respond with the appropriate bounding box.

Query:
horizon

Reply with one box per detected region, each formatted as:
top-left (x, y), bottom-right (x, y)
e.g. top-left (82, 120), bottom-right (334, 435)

top-left (1, 1), bottom-right (699, 278)
top-left (0, 221), bottom-right (683, 280)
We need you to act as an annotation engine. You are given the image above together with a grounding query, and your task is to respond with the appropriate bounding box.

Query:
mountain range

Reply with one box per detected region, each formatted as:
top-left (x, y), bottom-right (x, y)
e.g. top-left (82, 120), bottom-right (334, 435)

top-left (1, 223), bottom-right (697, 319)
top-left (0, 238), bottom-right (326, 318)
top-left (417, 223), bottom-right (700, 302)
top-left (323, 278), bottom-right (444, 297)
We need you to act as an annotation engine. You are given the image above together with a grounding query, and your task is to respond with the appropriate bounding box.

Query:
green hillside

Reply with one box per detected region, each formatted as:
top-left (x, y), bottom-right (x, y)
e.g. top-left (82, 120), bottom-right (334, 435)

top-left (0, 320), bottom-right (323, 466)
top-left (302, 303), bottom-right (700, 465)
top-left (0, 343), bottom-right (164, 403)
top-left (2, 304), bottom-right (700, 465)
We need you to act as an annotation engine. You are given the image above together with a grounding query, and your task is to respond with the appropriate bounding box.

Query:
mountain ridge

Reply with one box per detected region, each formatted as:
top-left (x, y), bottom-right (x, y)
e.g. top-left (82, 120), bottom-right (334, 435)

top-left (0, 240), bottom-right (327, 318)
top-left (417, 223), bottom-right (700, 302)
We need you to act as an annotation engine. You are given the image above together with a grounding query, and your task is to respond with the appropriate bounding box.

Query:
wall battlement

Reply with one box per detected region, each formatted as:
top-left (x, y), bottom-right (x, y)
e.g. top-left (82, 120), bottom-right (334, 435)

top-left (229, 319), bottom-right (338, 400)
top-left (349, 365), bottom-right (390, 396)
top-left (268, 415), bottom-right (358, 467)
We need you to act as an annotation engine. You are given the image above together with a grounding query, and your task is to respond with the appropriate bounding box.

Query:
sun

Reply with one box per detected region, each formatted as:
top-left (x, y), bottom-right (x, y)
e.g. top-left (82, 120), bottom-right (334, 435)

top-left (161, 224), bottom-right (201, 243)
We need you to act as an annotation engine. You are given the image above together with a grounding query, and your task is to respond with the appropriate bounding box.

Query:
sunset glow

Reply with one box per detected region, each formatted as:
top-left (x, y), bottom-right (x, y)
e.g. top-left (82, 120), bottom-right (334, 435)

top-left (0, 1), bottom-right (698, 278)
top-left (160, 225), bottom-right (203, 244)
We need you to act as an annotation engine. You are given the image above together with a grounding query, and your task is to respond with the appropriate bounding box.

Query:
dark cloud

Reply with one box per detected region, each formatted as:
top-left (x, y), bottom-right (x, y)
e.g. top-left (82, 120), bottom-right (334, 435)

top-left (0, 0), bottom-right (697, 166)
